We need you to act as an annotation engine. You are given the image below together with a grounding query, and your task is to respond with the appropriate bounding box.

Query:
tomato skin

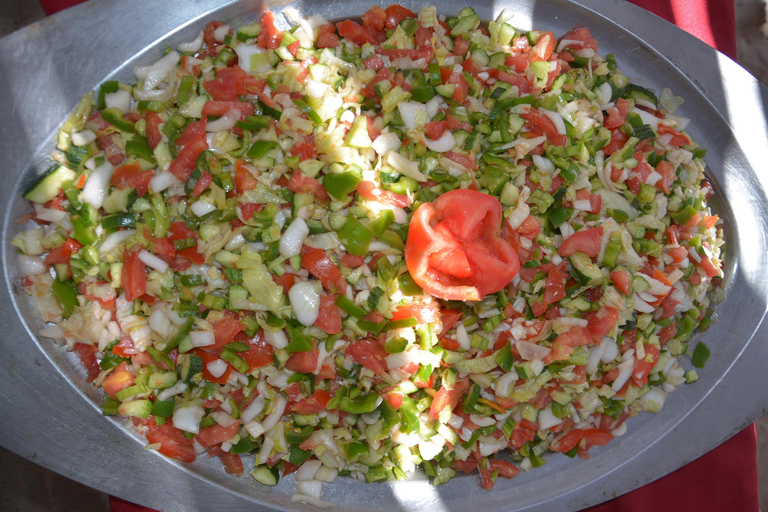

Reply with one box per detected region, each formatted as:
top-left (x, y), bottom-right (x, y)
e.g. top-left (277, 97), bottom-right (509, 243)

top-left (145, 112), bottom-right (163, 149)
top-left (240, 330), bottom-right (274, 370)
top-left (610, 270), bottom-right (631, 296)
top-left (584, 306), bottom-right (620, 342)
top-left (291, 389), bottom-right (331, 414)
top-left (384, 5), bottom-right (415, 29)
top-left (175, 118), bottom-right (207, 148)
top-left (337, 20), bottom-right (379, 46)
top-left (429, 379), bottom-right (470, 420)
top-left (203, 67), bottom-right (248, 102)
top-left (102, 361), bottom-right (135, 399)
top-left (211, 318), bottom-right (246, 349)
top-left (405, 189), bottom-right (519, 301)
top-left (169, 136), bottom-right (208, 182)
top-left (73, 343), bottom-right (100, 382)
top-left (121, 245), bottom-right (147, 302)
top-left (285, 345), bottom-right (319, 374)
top-left (195, 422), bottom-right (240, 448)
top-left (301, 245), bottom-right (347, 293)
top-left (345, 339), bottom-right (389, 375)
top-left (146, 420), bottom-right (196, 463)
top-left (315, 294), bottom-right (342, 334)
top-left (558, 227), bottom-right (603, 258)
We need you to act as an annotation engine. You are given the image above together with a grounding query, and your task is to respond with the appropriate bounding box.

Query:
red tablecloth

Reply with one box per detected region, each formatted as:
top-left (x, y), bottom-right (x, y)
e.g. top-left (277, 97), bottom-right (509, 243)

top-left (40, 0), bottom-right (752, 511)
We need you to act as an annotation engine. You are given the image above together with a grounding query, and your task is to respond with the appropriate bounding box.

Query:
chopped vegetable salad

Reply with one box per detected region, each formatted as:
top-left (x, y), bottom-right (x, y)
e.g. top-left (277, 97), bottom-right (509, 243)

top-left (14, 3), bottom-right (724, 503)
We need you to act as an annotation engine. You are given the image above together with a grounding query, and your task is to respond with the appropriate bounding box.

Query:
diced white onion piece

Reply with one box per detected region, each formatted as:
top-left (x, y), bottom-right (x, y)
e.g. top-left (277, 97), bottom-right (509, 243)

top-left (289, 280), bottom-right (322, 326)
top-left (225, 233), bottom-right (247, 252)
top-left (191, 200), bottom-right (217, 217)
top-left (371, 132), bottom-right (401, 156)
top-left (633, 108), bottom-right (662, 130)
top-left (71, 130), bottom-right (97, 147)
top-left (279, 218), bottom-right (309, 258)
top-left (99, 229), bottom-right (135, 255)
top-left (263, 328), bottom-right (288, 349)
top-left (495, 371), bottom-right (518, 397)
top-left (470, 414), bottom-right (496, 427)
top-left (587, 343), bottom-right (606, 375)
top-left (236, 44), bottom-right (270, 74)
top-left (261, 395), bottom-right (287, 432)
top-left (539, 108), bottom-right (566, 135)
top-left (105, 89), bottom-right (131, 114)
top-left (157, 381), bottom-right (187, 401)
top-left (179, 31), bottom-right (204, 53)
top-left (478, 436), bottom-right (508, 457)
top-left (206, 359), bottom-right (228, 378)
top-left (532, 154), bottom-right (555, 174)
top-left (645, 171), bottom-right (662, 186)
top-left (633, 293), bottom-right (656, 313)
top-left (386, 347), bottom-right (421, 370)
top-left (315, 466), bottom-right (338, 483)
top-left (150, 170), bottom-right (180, 193)
top-left (537, 405), bottom-right (563, 430)
top-left (206, 108), bottom-right (240, 132)
top-left (572, 199), bottom-right (593, 211)
top-left (555, 317), bottom-right (589, 328)
top-left (18, 255), bottom-right (45, 276)
top-left (211, 411), bottom-right (238, 428)
top-left (82, 161), bottom-right (115, 209)
top-left (455, 323), bottom-right (471, 350)
top-left (611, 350), bottom-right (635, 392)
top-left (39, 325), bottom-right (65, 339)
top-left (556, 38), bottom-right (583, 52)
top-left (424, 130), bottom-right (456, 153)
top-left (172, 405), bottom-right (205, 434)
top-left (213, 24), bottom-right (230, 43)
top-left (34, 204), bottom-right (67, 223)
top-left (149, 309), bottom-right (172, 337)
top-left (506, 202), bottom-right (531, 230)
top-left (274, 209), bottom-right (287, 228)
top-left (305, 79), bottom-right (329, 98)
top-left (296, 480), bottom-right (323, 500)
top-left (516, 340), bottom-right (551, 361)
top-left (134, 51), bottom-right (180, 91)
top-left (419, 439), bottom-right (444, 461)
top-left (296, 460), bottom-right (322, 481)
top-left (386, 151), bottom-right (428, 182)
top-left (23, 228), bottom-right (42, 255)
top-left (598, 82), bottom-right (613, 109)
top-left (448, 414), bottom-right (465, 430)
top-left (190, 330), bottom-right (215, 348)
top-left (138, 249), bottom-right (169, 273)
top-left (241, 395), bottom-right (266, 424)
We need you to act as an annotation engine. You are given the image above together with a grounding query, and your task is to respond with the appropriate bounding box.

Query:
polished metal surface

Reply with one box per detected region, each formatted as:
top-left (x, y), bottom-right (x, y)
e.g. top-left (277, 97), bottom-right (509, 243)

top-left (1, 1), bottom-right (767, 511)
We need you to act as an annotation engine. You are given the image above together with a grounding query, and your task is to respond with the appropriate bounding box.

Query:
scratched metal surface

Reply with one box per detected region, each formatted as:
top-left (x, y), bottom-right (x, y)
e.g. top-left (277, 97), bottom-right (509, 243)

top-left (1, 0), bottom-right (767, 511)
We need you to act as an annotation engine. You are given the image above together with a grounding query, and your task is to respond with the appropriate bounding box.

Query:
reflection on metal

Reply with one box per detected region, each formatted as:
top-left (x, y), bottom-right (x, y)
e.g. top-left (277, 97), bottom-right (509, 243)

top-left (0, 0), bottom-right (767, 511)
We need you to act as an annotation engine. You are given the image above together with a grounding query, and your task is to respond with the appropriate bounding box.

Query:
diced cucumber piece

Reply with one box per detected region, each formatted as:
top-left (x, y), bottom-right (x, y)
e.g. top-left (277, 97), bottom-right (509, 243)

top-left (251, 464), bottom-right (279, 485)
top-left (24, 165), bottom-right (76, 204)
top-left (180, 355), bottom-right (203, 383)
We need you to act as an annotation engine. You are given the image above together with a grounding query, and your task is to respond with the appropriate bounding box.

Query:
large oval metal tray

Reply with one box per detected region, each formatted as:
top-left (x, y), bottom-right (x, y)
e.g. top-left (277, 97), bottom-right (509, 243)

top-left (1, 0), bottom-right (767, 511)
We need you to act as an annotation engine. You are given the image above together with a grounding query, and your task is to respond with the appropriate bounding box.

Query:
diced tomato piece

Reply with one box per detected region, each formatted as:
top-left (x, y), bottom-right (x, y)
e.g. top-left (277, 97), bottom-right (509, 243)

top-left (429, 379), bottom-right (470, 420)
top-left (210, 318), bottom-right (246, 349)
top-left (145, 112), bottom-right (163, 150)
top-left (201, 100), bottom-right (255, 119)
top-left (203, 67), bottom-right (248, 102)
top-left (287, 169), bottom-right (329, 200)
top-left (285, 343), bottom-right (319, 374)
top-left (559, 27), bottom-right (599, 52)
top-left (191, 172), bottom-right (213, 198)
top-left (146, 420), bottom-right (196, 463)
top-left (610, 270), bottom-right (631, 296)
top-left (257, 11), bottom-right (283, 49)
top-left (341, 254), bottom-right (365, 268)
top-left (289, 135), bottom-right (316, 162)
top-left (169, 137), bottom-right (208, 182)
top-left (658, 124), bottom-right (690, 146)
top-left (584, 306), bottom-right (620, 342)
top-left (301, 245), bottom-right (347, 293)
top-left (361, 5), bottom-right (386, 31)
top-left (357, 181), bottom-right (411, 208)
top-left (337, 20), bottom-right (379, 45)
top-left (453, 35), bottom-right (470, 57)
top-left (345, 339), bottom-right (389, 375)
top-left (632, 343), bottom-right (660, 387)
top-left (196, 422), bottom-right (240, 448)
top-left (291, 389), bottom-right (331, 414)
top-left (73, 343), bottom-right (100, 382)
top-left (121, 244), bottom-right (147, 302)
top-left (175, 118), bottom-right (207, 148)
top-left (391, 299), bottom-right (440, 324)
top-left (317, 23), bottom-right (340, 48)
top-left (497, 71), bottom-right (531, 94)
top-left (558, 227), bottom-right (603, 258)
top-left (45, 238), bottom-right (82, 266)
top-left (578, 429), bottom-right (614, 459)
top-left (425, 121), bottom-right (448, 140)
top-left (240, 330), bottom-right (274, 370)
top-left (489, 459), bottom-right (521, 480)
top-left (529, 32), bottom-right (556, 62)
top-left (315, 294), bottom-right (342, 334)
top-left (102, 361), bottom-right (135, 399)
top-left (545, 266), bottom-right (566, 303)
top-left (444, 151), bottom-right (478, 171)
top-left (193, 349), bottom-right (232, 384)
top-left (384, 5), bottom-right (415, 29)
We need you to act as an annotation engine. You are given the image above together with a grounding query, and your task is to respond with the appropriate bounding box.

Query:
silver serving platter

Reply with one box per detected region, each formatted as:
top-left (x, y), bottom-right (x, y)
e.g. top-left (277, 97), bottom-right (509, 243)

top-left (1, 0), bottom-right (767, 510)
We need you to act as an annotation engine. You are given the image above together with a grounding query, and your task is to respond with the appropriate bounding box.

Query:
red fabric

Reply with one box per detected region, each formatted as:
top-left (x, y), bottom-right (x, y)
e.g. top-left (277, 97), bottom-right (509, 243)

top-left (626, 0), bottom-right (737, 59)
top-left (39, 1), bottom-right (752, 511)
